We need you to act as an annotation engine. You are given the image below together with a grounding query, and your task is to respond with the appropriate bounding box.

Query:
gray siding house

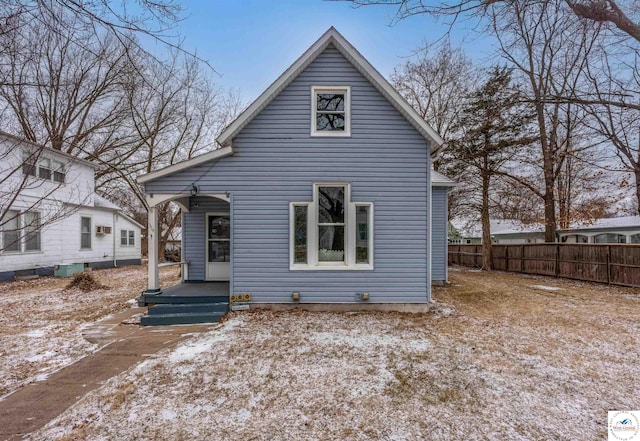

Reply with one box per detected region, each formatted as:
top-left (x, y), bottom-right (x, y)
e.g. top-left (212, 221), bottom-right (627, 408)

top-left (139, 28), bottom-right (453, 306)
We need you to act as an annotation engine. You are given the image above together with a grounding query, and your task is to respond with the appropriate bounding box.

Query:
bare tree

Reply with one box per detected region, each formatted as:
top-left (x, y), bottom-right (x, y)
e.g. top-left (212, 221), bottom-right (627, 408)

top-left (391, 42), bottom-right (474, 160)
top-left (344, 0), bottom-right (640, 43)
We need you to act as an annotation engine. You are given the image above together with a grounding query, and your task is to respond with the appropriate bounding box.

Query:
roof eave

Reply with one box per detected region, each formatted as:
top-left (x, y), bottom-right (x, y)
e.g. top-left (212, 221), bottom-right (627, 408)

top-left (137, 146), bottom-right (234, 185)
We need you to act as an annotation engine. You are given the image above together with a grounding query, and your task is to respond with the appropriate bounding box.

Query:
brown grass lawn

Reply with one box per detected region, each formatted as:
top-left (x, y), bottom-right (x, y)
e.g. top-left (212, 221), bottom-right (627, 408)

top-left (30, 267), bottom-right (640, 441)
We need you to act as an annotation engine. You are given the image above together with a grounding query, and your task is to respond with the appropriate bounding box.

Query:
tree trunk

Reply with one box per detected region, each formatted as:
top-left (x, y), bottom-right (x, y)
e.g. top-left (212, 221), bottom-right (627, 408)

top-left (481, 169), bottom-right (493, 270)
top-left (635, 169), bottom-right (640, 215)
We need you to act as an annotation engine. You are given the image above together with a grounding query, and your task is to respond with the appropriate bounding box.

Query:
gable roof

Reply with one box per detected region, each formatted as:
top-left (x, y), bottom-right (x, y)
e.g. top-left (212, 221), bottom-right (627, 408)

top-left (216, 27), bottom-right (445, 152)
top-left (138, 27), bottom-right (445, 186)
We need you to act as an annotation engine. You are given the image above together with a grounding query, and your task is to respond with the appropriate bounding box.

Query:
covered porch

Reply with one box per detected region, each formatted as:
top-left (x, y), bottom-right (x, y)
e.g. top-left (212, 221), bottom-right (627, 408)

top-left (141, 190), bottom-right (232, 325)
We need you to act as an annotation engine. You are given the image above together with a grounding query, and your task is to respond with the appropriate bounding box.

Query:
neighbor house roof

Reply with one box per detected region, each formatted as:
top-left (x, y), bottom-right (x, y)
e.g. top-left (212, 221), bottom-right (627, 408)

top-left (559, 216), bottom-right (640, 233)
top-left (451, 218), bottom-right (544, 238)
top-left (0, 130), bottom-right (96, 168)
top-left (138, 27), bottom-right (445, 186)
top-left (431, 170), bottom-right (455, 187)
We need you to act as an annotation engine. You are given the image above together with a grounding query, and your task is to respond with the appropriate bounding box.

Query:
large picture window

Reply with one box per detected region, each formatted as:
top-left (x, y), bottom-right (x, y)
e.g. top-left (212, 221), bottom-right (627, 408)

top-left (290, 183), bottom-right (373, 270)
top-left (311, 86), bottom-right (351, 137)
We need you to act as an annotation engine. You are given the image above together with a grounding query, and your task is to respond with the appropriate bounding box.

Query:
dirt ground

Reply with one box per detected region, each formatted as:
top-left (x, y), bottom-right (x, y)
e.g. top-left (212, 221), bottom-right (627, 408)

top-left (28, 267), bottom-right (640, 441)
top-left (0, 265), bottom-right (180, 397)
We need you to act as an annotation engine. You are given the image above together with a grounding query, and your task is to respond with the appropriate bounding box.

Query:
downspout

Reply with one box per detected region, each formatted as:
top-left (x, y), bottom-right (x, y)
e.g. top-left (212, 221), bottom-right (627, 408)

top-left (427, 143), bottom-right (432, 302)
top-left (113, 212), bottom-right (117, 267)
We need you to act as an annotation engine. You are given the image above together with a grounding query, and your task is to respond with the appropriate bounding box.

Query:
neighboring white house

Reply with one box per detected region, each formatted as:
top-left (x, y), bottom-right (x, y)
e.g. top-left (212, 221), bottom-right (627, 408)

top-left (0, 131), bottom-right (142, 281)
top-left (450, 218), bottom-right (545, 244)
top-left (558, 216), bottom-right (640, 244)
top-left (451, 216), bottom-right (640, 244)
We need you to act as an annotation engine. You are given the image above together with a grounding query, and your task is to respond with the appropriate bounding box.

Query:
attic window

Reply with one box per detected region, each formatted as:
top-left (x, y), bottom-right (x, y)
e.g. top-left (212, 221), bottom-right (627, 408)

top-left (311, 86), bottom-right (351, 137)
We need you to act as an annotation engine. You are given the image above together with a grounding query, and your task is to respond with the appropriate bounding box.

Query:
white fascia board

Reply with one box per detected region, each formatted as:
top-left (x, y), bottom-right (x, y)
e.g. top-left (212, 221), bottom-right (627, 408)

top-left (136, 146), bottom-right (233, 184)
top-left (327, 30), bottom-right (445, 152)
top-left (216, 27), bottom-right (445, 154)
top-left (216, 28), bottom-right (338, 147)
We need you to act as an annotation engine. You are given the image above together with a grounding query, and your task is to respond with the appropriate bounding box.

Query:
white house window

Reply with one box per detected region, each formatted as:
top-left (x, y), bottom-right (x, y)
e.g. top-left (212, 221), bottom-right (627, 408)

top-left (2, 210), bottom-right (21, 252)
top-left (38, 158), bottom-right (52, 180)
top-left (22, 152), bottom-right (37, 177)
top-left (311, 86), bottom-right (350, 136)
top-left (2, 210), bottom-right (41, 253)
top-left (24, 211), bottom-right (41, 251)
top-left (318, 186), bottom-right (346, 263)
top-left (120, 230), bottom-right (135, 246)
top-left (290, 183), bottom-right (373, 270)
top-left (53, 160), bottom-right (66, 183)
top-left (292, 204), bottom-right (308, 264)
top-left (80, 216), bottom-right (92, 249)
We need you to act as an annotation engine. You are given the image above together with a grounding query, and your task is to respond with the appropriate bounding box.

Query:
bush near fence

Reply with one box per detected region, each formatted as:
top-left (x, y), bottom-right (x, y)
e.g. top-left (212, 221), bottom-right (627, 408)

top-left (448, 243), bottom-right (640, 288)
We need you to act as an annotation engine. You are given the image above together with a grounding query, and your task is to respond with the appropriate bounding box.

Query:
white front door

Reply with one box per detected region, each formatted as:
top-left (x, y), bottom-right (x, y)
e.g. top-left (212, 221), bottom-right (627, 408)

top-left (206, 213), bottom-right (230, 281)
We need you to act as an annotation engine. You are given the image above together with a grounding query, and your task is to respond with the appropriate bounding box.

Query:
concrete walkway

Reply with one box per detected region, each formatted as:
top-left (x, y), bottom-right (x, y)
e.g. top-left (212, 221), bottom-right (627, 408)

top-left (0, 308), bottom-right (213, 441)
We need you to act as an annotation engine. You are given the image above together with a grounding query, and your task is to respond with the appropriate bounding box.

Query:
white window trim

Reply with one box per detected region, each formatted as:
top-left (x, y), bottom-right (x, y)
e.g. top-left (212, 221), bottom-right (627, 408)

top-left (289, 183), bottom-right (373, 271)
top-left (120, 229), bottom-right (136, 247)
top-left (310, 86), bottom-right (351, 137)
top-left (80, 215), bottom-right (92, 250)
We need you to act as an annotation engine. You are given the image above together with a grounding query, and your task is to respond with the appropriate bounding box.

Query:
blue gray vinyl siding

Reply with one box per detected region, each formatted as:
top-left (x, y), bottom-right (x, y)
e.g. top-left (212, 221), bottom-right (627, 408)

top-left (147, 45), bottom-right (432, 303)
top-left (431, 187), bottom-right (449, 282)
top-left (183, 197), bottom-right (230, 281)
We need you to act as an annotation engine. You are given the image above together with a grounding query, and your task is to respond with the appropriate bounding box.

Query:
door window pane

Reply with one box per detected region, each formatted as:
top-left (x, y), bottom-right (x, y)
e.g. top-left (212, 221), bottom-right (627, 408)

top-left (24, 212), bottom-right (40, 251)
top-left (208, 241), bottom-right (230, 262)
top-left (294, 205), bottom-right (307, 264)
top-left (208, 216), bottom-right (230, 240)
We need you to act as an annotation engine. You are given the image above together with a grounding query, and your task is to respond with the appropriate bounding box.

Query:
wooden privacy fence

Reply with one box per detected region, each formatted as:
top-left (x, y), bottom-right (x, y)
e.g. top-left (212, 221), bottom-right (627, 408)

top-left (448, 243), bottom-right (640, 288)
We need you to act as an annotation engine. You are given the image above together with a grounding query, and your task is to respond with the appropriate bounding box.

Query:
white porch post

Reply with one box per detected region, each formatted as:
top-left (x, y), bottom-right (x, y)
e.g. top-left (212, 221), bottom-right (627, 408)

top-left (147, 205), bottom-right (160, 292)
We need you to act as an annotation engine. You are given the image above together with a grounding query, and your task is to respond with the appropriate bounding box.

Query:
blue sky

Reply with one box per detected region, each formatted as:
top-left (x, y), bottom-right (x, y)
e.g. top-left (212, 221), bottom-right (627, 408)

top-left (176, 1), bottom-right (494, 102)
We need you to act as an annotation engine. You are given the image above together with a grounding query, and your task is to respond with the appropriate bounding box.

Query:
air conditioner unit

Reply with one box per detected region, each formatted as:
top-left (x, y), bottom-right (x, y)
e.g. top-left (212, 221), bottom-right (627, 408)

top-left (96, 226), bottom-right (112, 235)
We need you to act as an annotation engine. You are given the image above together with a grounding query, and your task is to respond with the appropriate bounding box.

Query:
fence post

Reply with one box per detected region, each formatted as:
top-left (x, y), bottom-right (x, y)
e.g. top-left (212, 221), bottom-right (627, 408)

top-left (521, 245), bottom-right (525, 272)
top-left (505, 245), bottom-right (509, 272)
top-left (607, 245), bottom-right (611, 285)
top-left (555, 243), bottom-right (560, 278)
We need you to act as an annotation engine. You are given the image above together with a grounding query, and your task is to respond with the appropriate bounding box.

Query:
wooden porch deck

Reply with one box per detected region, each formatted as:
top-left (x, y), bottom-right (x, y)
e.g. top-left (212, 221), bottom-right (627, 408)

top-left (137, 282), bottom-right (229, 306)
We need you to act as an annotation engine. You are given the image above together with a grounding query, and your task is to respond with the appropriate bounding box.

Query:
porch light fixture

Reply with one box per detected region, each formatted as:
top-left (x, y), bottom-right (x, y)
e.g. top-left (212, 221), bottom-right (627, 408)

top-left (190, 183), bottom-right (198, 197)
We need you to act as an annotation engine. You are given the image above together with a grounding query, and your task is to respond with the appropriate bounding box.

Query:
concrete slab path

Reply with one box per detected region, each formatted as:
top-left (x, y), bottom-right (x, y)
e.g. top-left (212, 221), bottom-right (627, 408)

top-left (0, 307), bottom-right (213, 441)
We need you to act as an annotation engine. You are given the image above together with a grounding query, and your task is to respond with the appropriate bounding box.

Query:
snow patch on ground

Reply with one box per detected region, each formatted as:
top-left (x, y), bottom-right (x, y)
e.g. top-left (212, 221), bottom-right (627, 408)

top-left (530, 284), bottom-right (563, 291)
